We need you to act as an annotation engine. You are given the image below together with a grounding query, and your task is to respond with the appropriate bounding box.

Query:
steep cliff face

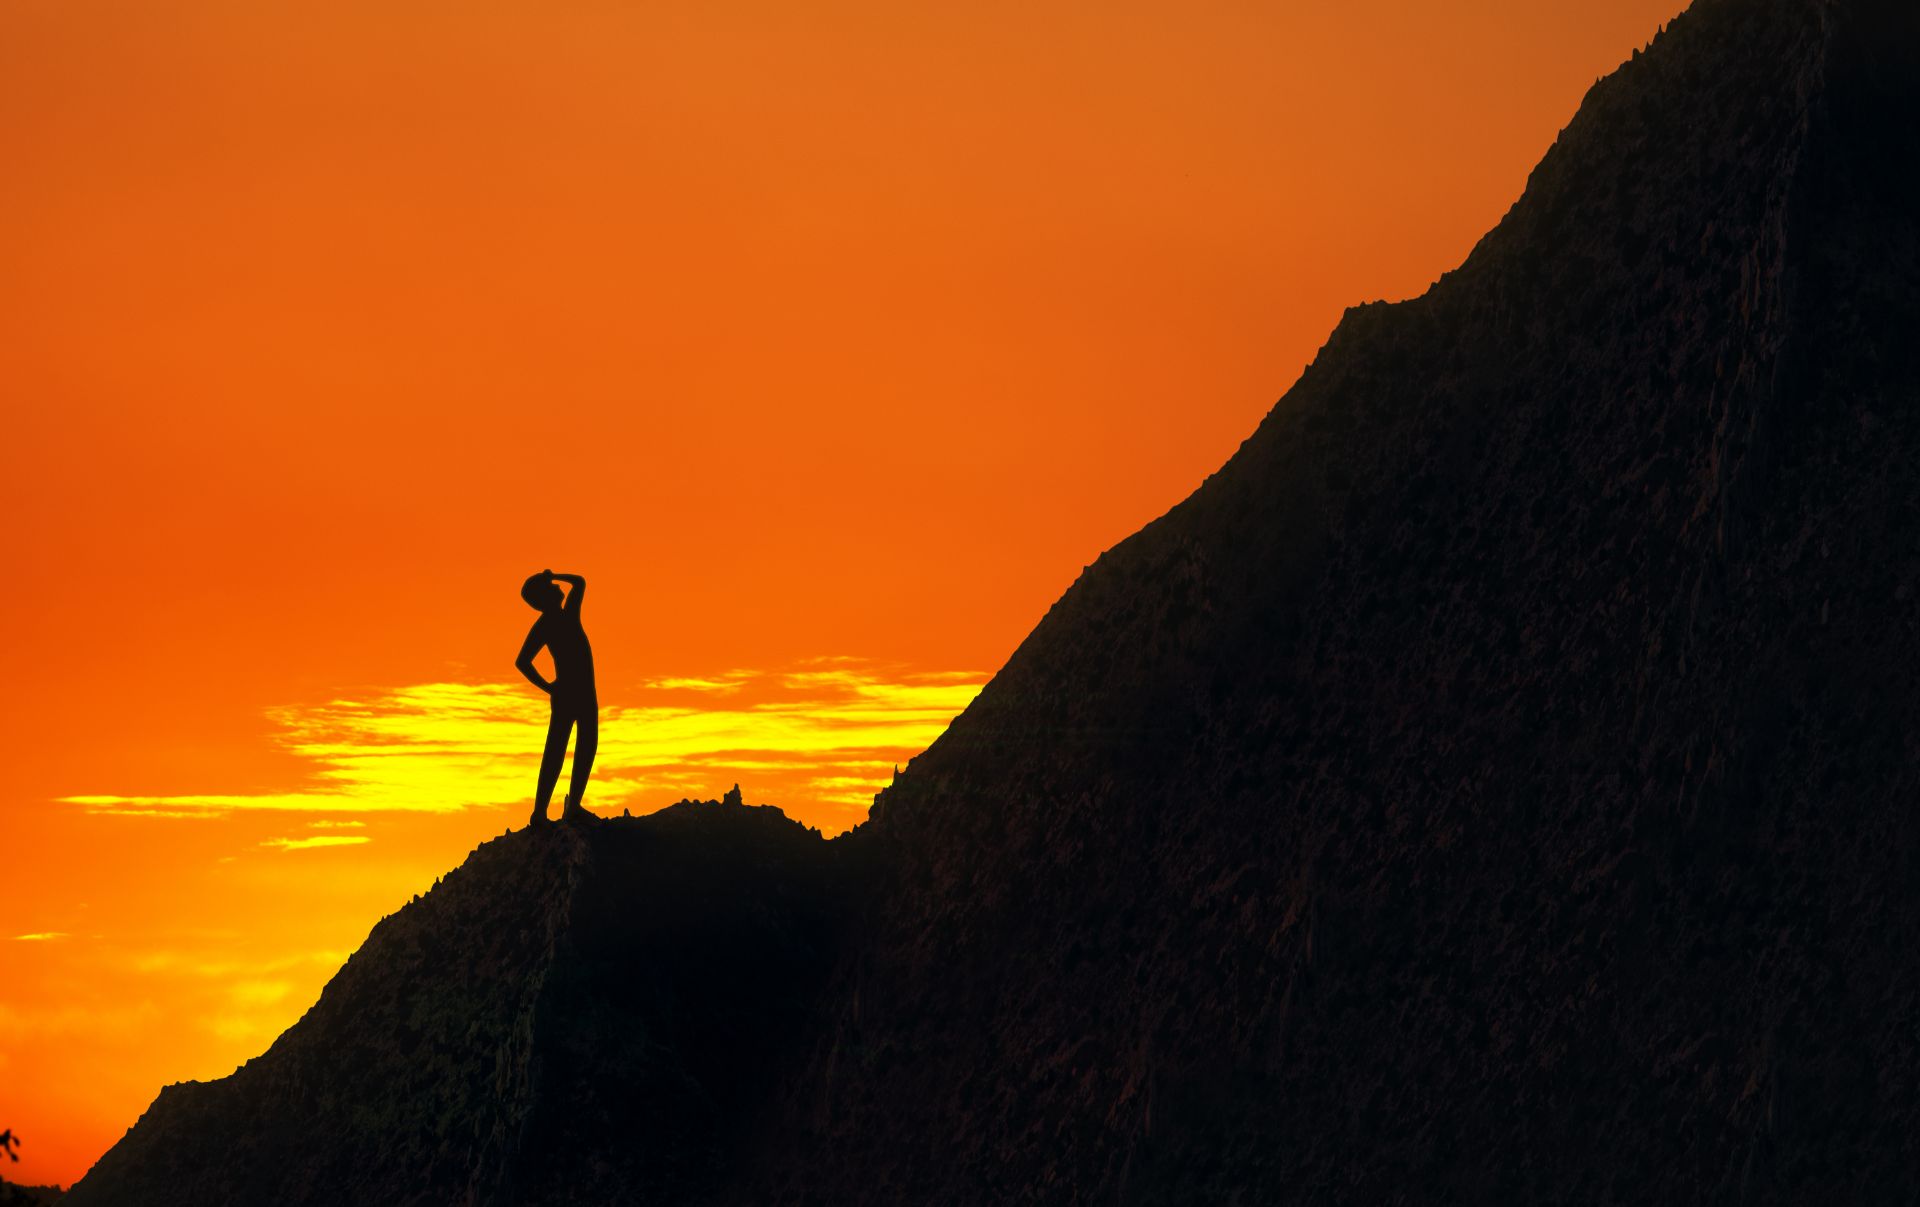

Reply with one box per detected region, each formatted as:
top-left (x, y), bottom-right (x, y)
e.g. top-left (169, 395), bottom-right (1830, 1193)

top-left (67, 799), bottom-right (858, 1207)
top-left (69, 0), bottom-right (1920, 1202)
top-left (764, 0), bottom-right (1920, 1201)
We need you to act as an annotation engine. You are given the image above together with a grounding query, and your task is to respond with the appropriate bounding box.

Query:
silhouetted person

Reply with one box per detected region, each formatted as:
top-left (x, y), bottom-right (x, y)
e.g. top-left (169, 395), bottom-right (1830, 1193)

top-left (515, 569), bottom-right (597, 826)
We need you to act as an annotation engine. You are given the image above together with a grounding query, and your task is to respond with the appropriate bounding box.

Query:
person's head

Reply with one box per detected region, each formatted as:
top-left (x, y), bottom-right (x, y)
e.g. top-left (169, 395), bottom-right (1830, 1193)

top-left (521, 572), bottom-right (562, 613)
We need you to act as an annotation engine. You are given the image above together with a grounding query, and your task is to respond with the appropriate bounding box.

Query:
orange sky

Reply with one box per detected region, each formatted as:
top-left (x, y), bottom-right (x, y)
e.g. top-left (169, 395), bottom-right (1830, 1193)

top-left (2, 0), bottom-right (1682, 1186)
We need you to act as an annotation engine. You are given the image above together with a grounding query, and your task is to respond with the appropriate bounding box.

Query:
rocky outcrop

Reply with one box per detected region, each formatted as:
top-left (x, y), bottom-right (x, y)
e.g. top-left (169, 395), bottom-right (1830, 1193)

top-left (67, 800), bottom-right (860, 1207)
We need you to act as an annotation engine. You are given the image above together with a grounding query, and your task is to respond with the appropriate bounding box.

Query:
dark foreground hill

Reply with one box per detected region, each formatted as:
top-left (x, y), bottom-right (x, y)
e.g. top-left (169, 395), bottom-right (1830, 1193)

top-left (71, 0), bottom-right (1920, 1201)
top-left (68, 796), bottom-right (863, 1206)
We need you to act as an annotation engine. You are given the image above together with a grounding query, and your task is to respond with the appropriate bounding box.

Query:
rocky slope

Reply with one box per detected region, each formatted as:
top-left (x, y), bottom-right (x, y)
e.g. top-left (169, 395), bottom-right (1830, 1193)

top-left (757, 0), bottom-right (1920, 1201)
top-left (70, 0), bottom-right (1920, 1201)
top-left (67, 795), bottom-right (860, 1207)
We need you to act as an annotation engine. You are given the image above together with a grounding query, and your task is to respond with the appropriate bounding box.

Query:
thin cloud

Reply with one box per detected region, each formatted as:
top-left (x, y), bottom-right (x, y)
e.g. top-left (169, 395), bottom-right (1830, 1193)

top-left (11, 932), bottom-right (70, 942)
top-left (62, 661), bottom-right (985, 831)
top-left (648, 675), bottom-right (752, 694)
top-left (228, 979), bottom-right (295, 1007)
top-left (132, 950), bottom-right (348, 978)
top-left (260, 836), bottom-right (373, 852)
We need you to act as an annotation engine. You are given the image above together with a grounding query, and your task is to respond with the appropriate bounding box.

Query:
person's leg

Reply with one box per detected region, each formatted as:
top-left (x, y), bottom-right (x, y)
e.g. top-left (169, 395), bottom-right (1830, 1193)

top-left (535, 704), bottom-right (573, 816)
top-left (567, 704), bottom-right (598, 805)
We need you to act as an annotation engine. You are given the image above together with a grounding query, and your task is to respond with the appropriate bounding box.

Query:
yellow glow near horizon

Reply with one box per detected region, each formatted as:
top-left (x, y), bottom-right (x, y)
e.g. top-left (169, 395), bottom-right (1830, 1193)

top-left (5, 660), bottom-right (986, 1188)
top-left (62, 661), bottom-right (986, 834)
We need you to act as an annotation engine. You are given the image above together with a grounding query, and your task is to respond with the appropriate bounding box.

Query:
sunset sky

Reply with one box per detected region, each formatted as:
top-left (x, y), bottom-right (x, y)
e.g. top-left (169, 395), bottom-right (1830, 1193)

top-left (3, 0), bottom-right (1681, 1186)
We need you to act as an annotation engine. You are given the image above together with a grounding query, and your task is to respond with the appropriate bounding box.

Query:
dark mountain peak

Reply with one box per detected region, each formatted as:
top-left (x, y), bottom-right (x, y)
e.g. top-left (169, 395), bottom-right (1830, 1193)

top-left (873, 0), bottom-right (1916, 842)
top-left (71, 0), bottom-right (1920, 1202)
top-left (816, 0), bottom-right (1920, 1198)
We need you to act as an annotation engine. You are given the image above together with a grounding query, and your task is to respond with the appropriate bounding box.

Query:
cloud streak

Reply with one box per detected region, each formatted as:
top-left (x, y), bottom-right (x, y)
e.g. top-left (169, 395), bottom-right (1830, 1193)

top-left (260, 835), bottom-right (372, 852)
top-left (63, 660), bottom-right (985, 832)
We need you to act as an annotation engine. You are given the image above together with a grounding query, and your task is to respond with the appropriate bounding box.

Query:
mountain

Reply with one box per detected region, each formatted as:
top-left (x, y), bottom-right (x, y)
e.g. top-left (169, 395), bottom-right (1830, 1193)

top-left (759, 0), bottom-right (1920, 1201)
top-left (69, 0), bottom-right (1920, 1201)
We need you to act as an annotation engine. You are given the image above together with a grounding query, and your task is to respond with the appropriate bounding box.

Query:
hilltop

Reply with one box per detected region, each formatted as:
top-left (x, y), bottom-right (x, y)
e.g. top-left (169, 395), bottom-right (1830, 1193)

top-left (69, 795), bottom-right (866, 1207)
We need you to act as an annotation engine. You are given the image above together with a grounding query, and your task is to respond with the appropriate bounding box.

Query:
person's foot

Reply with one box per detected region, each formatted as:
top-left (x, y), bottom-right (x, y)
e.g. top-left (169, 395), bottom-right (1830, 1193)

top-left (529, 800), bottom-right (552, 828)
top-left (561, 793), bottom-right (596, 822)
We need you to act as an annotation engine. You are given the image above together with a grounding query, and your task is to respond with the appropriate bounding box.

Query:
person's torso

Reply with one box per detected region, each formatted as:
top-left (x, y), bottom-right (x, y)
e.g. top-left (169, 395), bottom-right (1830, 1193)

top-left (544, 612), bottom-right (595, 695)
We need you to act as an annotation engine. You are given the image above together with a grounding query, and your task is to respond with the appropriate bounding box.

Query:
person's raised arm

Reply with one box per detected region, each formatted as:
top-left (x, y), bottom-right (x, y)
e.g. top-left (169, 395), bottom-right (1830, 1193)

top-left (515, 620), bottom-right (554, 694)
top-left (551, 572), bottom-right (586, 613)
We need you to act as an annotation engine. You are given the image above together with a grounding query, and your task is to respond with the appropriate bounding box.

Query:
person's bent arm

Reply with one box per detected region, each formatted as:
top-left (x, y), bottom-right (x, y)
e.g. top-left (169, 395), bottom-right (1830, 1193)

top-left (552, 572), bottom-right (586, 613)
top-left (515, 623), bottom-right (554, 693)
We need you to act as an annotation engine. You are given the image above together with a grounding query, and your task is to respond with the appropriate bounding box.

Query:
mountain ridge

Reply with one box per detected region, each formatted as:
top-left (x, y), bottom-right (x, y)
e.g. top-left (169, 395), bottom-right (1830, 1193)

top-left (761, 0), bottom-right (1919, 1198)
